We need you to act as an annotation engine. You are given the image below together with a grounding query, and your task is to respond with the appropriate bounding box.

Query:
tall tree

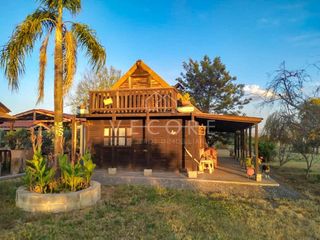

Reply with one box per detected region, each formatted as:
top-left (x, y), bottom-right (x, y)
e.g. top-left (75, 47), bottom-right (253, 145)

top-left (263, 111), bottom-right (293, 166)
top-left (176, 56), bottom-right (250, 114)
top-left (68, 66), bottom-right (121, 113)
top-left (265, 62), bottom-right (320, 178)
top-left (0, 0), bottom-right (106, 159)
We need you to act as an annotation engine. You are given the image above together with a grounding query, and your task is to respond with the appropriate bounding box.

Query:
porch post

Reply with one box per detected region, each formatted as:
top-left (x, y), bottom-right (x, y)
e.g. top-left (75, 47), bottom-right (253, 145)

top-left (234, 132), bottom-right (237, 160)
top-left (254, 124), bottom-right (260, 181)
top-left (244, 129), bottom-right (248, 158)
top-left (71, 117), bottom-right (77, 162)
top-left (111, 115), bottom-right (116, 168)
top-left (145, 113), bottom-right (151, 168)
top-left (191, 113), bottom-right (198, 171)
top-left (182, 119), bottom-right (186, 169)
top-left (240, 130), bottom-right (244, 160)
top-left (249, 127), bottom-right (252, 158)
top-left (237, 132), bottom-right (240, 160)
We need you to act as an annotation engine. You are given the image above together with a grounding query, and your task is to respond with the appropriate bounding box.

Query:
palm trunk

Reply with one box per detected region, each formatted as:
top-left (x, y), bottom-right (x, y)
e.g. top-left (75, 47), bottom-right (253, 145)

top-left (54, 4), bottom-right (64, 162)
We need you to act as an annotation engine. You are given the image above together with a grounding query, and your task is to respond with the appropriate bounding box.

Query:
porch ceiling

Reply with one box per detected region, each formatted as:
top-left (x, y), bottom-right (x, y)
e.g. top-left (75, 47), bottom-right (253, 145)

top-left (194, 113), bottom-right (263, 132)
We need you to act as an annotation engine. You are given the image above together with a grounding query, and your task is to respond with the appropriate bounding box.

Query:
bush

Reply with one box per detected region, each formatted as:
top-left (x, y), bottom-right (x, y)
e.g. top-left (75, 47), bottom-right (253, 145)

top-left (59, 152), bottom-right (96, 191)
top-left (2, 129), bottom-right (31, 150)
top-left (24, 150), bottom-right (56, 193)
top-left (24, 151), bottom-right (96, 193)
top-left (258, 140), bottom-right (276, 162)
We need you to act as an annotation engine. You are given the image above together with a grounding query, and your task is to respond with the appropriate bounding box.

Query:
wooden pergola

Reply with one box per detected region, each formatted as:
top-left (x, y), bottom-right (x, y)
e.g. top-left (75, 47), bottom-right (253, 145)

top-left (0, 109), bottom-right (85, 162)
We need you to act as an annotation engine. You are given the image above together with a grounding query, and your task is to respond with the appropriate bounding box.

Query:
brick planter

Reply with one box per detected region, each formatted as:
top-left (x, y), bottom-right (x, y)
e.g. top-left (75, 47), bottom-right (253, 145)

top-left (16, 181), bottom-right (101, 213)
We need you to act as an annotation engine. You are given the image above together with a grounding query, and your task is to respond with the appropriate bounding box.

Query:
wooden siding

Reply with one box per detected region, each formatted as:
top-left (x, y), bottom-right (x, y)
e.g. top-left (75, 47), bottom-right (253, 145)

top-left (184, 120), bottom-right (206, 171)
top-left (86, 119), bottom-right (183, 170)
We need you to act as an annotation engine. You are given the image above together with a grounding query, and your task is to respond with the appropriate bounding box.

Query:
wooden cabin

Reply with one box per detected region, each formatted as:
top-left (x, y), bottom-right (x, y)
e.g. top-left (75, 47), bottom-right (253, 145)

top-left (81, 60), bottom-right (263, 175)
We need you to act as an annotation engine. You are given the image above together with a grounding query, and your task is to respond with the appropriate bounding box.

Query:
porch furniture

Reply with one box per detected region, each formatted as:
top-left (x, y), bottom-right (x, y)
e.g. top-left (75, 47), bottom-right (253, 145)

top-left (199, 159), bottom-right (214, 174)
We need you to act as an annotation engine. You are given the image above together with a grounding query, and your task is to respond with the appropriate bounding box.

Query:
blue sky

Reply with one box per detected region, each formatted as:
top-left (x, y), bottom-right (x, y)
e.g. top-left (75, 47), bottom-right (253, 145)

top-left (1, 0), bottom-right (320, 117)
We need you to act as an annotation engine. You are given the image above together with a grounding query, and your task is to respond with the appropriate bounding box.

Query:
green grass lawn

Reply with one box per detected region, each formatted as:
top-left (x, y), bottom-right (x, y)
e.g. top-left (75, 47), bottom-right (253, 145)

top-left (271, 160), bottom-right (320, 201)
top-left (1, 180), bottom-right (319, 240)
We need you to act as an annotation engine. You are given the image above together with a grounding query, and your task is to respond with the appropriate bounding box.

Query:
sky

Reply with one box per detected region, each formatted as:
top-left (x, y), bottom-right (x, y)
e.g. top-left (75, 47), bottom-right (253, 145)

top-left (1, 0), bottom-right (320, 120)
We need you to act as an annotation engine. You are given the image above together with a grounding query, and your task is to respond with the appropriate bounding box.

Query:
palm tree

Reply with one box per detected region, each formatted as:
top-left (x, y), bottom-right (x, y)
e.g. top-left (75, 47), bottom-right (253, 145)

top-left (0, 0), bottom-right (106, 159)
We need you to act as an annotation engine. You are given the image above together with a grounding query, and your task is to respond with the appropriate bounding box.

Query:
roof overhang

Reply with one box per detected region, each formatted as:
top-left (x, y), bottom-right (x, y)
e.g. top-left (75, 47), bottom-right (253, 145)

top-left (0, 112), bottom-right (15, 123)
top-left (194, 113), bottom-right (263, 132)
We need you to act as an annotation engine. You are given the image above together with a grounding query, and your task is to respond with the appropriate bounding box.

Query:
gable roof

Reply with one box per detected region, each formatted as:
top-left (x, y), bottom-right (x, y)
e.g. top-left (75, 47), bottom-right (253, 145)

top-left (111, 60), bottom-right (171, 89)
top-left (0, 102), bottom-right (11, 114)
top-left (14, 109), bottom-right (75, 121)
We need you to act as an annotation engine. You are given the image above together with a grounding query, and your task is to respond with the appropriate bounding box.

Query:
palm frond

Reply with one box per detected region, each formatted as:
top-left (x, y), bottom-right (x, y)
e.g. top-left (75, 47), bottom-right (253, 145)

top-left (0, 9), bottom-right (56, 90)
top-left (72, 23), bottom-right (106, 71)
top-left (37, 34), bottom-right (50, 104)
top-left (38, 0), bottom-right (81, 15)
top-left (63, 30), bottom-right (77, 95)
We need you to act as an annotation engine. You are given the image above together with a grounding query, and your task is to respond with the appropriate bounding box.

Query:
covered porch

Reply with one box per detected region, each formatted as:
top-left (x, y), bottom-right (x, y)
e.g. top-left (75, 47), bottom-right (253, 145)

top-left (194, 113), bottom-right (262, 181)
top-left (93, 156), bottom-right (279, 188)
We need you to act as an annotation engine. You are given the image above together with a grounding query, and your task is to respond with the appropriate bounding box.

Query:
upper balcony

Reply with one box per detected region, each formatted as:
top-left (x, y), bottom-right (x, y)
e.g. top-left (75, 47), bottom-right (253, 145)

top-left (89, 87), bottom-right (178, 115)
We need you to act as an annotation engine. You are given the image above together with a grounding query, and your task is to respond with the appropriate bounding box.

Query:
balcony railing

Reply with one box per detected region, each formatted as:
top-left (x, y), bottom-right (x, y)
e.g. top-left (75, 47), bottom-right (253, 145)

top-left (89, 87), bottom-right (178, 114)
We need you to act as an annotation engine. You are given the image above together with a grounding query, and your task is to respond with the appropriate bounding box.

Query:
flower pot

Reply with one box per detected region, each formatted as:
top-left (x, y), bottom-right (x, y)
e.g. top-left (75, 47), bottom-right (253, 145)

top-left (108, 168), bottom-right (117, 175)
top-left (181, 100), bottom-right (191, 106)
top-left (177, 106), bottom-right (195, 113)
top-left (187, 171), bottom-right (197, 179)
top-left (144, 169), bottom-right (152, 176)
top-left (256, 173), bottom-right (262, 182)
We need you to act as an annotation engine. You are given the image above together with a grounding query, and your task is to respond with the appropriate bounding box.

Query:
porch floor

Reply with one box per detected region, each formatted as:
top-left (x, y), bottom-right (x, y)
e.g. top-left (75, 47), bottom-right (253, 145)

top-left (92, 157), bottom-right (279, 188)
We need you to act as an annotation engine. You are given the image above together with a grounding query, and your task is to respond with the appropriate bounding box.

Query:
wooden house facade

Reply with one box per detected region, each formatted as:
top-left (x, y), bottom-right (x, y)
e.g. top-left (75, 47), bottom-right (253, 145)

top-left (81, 60), bottom-right (263, 175)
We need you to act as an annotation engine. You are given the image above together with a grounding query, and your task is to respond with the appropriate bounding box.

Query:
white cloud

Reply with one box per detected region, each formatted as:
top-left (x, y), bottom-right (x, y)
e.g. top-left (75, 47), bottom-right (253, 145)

top-left (287, 32), bottom-right (320, 47)
top-left (257, 17), bottom-right (280, 27)
top-left (244, 84), bottom-right (275, 100)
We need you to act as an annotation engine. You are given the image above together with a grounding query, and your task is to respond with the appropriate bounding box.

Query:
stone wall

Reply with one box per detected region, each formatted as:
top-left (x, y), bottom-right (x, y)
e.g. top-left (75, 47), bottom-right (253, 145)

top-left (16, 181), bottom-right (101, 213)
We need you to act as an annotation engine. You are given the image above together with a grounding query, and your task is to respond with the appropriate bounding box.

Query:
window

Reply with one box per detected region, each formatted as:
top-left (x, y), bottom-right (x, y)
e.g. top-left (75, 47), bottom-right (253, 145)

top-left (104, 127), bottom-right (132, 146)
top-left (103, 128), bottom-right (112, 146)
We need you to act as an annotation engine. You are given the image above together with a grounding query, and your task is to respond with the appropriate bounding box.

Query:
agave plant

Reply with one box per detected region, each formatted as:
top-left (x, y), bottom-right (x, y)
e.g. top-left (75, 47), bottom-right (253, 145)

top-left (0, 0), bottom-right (106, 158)
top-left (24, 150), bottom-right (55, 193)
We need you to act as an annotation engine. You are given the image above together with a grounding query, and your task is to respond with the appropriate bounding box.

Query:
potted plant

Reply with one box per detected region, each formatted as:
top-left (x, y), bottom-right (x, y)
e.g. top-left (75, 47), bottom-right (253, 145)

top-left (177, 93), bottom-right (195, 113)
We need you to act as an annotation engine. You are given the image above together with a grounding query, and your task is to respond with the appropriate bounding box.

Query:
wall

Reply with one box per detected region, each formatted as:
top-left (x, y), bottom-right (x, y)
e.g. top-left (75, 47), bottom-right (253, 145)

top-left (86, 119), bottom-right (182, 170)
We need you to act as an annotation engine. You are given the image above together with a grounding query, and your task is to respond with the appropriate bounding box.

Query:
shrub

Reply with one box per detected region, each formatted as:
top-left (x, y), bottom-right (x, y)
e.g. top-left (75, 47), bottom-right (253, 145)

top-left (258, 140), bottom-right (276, 162)
top-left (24, 151), bottom-right (96, 193)
top-left (3, 129), bottom-right (31, 150)
top-left (24, 150), bottom-right (56, 193)
top-left (59, 151), bottom-right (96, 192)
top-left (81, 151), bottom-right (96, 186)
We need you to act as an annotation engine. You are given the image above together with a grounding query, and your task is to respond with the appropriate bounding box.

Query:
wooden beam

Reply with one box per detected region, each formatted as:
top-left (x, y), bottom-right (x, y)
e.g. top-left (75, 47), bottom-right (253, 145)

top-left (254, 124), bottom-right (259, 178)
top-left (71, 117), bottom-right (77, 162)
top-left (243, 129), bottom-right (248, 158)
top-left (234, 132), bottom-right (237, 160)
top-left (145, 113), bottom-right (151, 168)
top-left (240, 130), bottom-right (244, 160)
top-left (249, 127), bottom-right (252, 158)
top-left (111, 116), bottom-right (116, 168)
top-left (128, 76), bottom-right (132, 88)
top-left (182, 119), bottom-right (186, 169)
